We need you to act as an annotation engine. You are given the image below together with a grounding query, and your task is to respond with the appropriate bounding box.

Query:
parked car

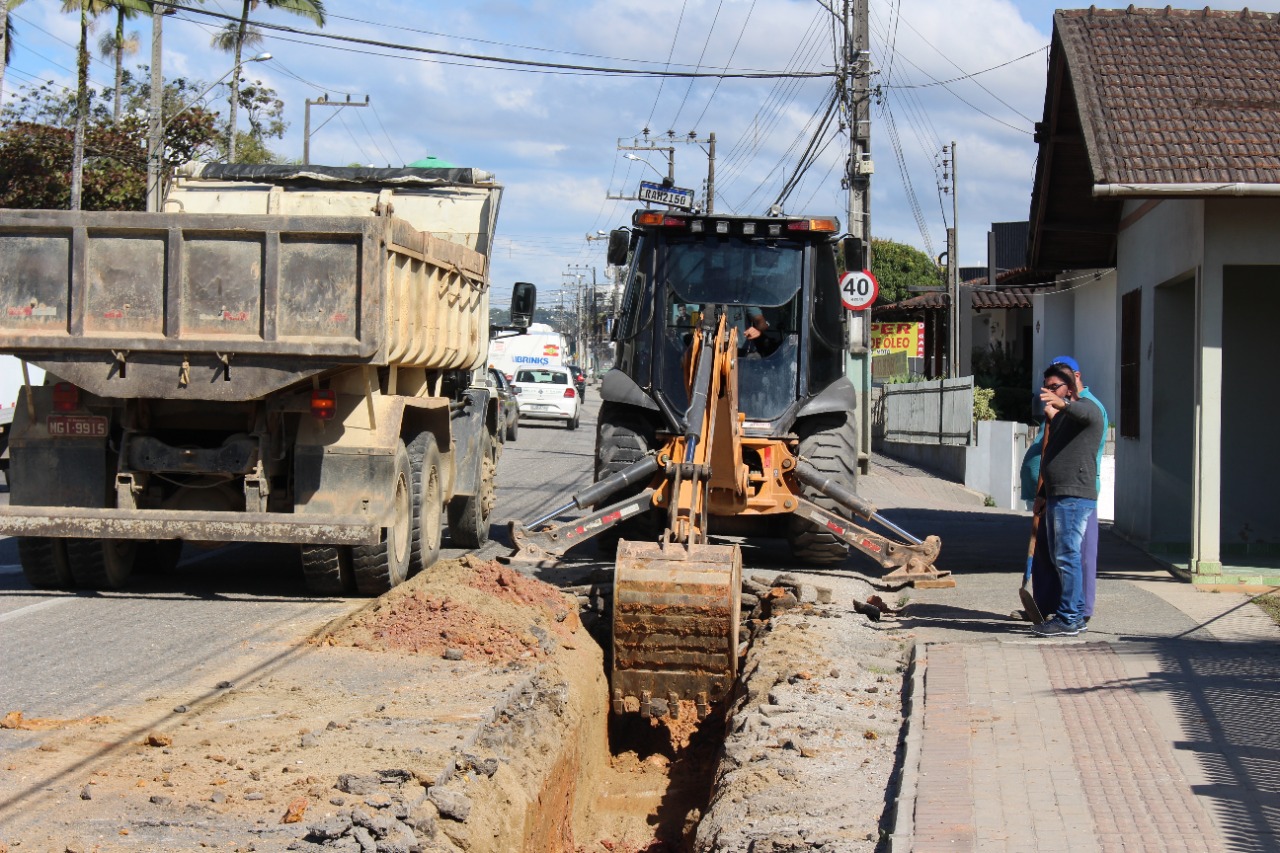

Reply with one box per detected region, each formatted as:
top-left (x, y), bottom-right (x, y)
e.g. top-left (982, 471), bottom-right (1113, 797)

top-left (488, 367), bottom-right (519, 442)
top-left (512, 366), bottom-right (581, 430)
top-left (565, 363), bottom-right (587, 399)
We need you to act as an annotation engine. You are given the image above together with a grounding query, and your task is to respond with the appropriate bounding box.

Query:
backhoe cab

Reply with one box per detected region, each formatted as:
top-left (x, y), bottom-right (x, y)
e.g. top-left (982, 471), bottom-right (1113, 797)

top-left (509, 209), bottom-right (947, 720)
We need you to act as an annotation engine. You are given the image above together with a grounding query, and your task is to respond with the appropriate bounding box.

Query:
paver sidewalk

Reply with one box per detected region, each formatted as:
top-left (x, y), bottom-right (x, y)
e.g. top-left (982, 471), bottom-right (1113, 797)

top-left (856, 454), bottom-right (1280, 852)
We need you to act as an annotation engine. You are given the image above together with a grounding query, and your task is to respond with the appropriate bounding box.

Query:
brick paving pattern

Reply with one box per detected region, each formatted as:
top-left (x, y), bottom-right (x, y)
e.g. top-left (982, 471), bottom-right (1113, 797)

top-left (913, 641), bottom-right (1228, 852)
top-left (1042, 643), bottom-right (1225, 853)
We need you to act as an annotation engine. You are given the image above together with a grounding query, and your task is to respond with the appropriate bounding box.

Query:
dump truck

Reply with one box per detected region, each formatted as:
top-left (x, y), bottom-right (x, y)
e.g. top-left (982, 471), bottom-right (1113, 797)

top-left (0, 162), bottom-right (533, 596)
top-left (509, 208), bottom-right (946, 719)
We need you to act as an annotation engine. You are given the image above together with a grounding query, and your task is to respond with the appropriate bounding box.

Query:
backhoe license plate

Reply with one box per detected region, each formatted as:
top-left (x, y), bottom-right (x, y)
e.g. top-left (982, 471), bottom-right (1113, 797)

top-left (47, 415), bottom-right (107, 438)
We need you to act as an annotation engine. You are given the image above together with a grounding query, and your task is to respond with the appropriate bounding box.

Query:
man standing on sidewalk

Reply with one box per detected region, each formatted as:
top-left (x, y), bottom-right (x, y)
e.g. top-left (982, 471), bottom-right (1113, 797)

top-left (1024, 356), bottom-right (1109, 622)
top-left (1032, 362), bottom-right (1105, 637)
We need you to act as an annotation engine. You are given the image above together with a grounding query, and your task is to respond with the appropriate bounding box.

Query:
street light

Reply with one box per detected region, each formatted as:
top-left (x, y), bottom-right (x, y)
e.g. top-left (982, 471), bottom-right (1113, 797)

top-left (146, 52), bottom-right (273, 212)
top-left (624, 152), bottom-right (666, 181)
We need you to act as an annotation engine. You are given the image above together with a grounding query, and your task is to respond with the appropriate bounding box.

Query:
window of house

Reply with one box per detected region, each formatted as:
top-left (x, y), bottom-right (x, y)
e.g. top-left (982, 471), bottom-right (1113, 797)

top-left (1120, 287), bottom-right (1141, 438)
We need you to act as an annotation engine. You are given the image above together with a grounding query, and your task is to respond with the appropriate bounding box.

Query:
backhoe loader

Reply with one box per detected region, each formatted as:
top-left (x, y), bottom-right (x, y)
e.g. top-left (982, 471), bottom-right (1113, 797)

top-left (508, 209), bottom-right (946, 720)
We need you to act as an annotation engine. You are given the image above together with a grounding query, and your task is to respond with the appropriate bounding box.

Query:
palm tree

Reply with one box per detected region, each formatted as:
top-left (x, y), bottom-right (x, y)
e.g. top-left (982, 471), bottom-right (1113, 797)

top-left (98, 4), bottom-right (139, 123)
top-left (1, 1), bottom-right (18, 109)
top-left (218, 0), bottom-right (323, 162)
top-left (49, 0), bottom-right (149, 209)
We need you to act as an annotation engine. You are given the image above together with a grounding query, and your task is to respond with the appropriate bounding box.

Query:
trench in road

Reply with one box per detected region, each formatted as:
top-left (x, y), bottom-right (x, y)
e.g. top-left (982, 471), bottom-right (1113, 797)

top-left (497, 399), bottom-right (727, 850)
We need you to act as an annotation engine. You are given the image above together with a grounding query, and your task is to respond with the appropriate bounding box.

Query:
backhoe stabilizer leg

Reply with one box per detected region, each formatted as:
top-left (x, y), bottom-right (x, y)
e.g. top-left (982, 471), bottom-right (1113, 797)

top-left (507, 489), bottom-right (658, 562)
top-left (792, 497), bottom-right (946, 581)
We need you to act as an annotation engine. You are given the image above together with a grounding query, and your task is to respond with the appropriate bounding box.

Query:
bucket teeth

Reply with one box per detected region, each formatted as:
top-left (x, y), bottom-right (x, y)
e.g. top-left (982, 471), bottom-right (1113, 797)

top-left (611, 539), bottom-right (741, 718)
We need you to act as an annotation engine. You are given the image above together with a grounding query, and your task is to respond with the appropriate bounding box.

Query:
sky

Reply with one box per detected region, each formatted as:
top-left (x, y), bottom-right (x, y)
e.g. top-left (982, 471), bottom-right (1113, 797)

top-left (1, 0), bottom-right (1277, 401)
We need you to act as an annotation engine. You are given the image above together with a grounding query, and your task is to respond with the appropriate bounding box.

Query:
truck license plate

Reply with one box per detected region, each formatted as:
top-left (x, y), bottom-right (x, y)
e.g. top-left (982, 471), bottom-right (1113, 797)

top-left (47, 414), bottom-right (108, 438)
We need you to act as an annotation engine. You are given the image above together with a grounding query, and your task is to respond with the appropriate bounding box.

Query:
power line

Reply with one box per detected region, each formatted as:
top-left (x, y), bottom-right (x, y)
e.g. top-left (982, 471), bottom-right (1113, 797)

top-left (668, 0), bottom-right (725, 131)
top-left (691, 0), bottom-right (757, 131)
top-left (368, 103), bottom-right (405, 166)
top-left (880, 46), bottom-right (1049, 91)
top-left (644, 0), bottom-right (689, 129)
top-left (152, 1), bottom-right (831, 80)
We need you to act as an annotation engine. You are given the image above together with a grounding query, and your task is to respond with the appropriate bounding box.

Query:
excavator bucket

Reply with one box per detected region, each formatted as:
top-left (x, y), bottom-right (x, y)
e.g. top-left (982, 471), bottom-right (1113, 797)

top-left (611, 539), bottom-right (742, 719)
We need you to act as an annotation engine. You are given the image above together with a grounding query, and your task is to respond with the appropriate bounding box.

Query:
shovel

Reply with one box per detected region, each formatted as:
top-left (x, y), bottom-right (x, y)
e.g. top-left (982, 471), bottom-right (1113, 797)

top-left (1020, 510), bottom-right (1046, 624)
top-left (1019, 420), bottom-right (1051, 625)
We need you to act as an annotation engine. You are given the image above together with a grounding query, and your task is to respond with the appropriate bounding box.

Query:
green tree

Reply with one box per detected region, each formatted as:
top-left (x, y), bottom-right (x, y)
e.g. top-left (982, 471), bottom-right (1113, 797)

top-left (225, 76), bottom-right (285, 163)
top-left (9, 0), bottom-right (149, 209)
top-left (215, 0), bottom-right (323, 162)
top-left (0, 71), bottom-right (220, 209)
top-left (869, 239), bottom-right (944, 306)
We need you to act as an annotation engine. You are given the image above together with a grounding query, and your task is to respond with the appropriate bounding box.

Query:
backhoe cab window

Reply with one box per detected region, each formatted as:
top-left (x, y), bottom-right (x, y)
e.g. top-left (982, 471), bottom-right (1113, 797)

top-left (663, 234), bottom-right (802, 308)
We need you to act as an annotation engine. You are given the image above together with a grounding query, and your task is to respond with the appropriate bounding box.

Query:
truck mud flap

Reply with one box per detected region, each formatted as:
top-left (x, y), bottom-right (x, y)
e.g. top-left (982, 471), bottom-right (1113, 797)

top-left (0, 507), bottom-right (381, 545)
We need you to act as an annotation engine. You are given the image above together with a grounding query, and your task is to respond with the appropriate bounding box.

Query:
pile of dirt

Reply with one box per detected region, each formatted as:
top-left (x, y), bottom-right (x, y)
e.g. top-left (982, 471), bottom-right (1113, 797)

top-left (324, 555), bottom-right (579, 662)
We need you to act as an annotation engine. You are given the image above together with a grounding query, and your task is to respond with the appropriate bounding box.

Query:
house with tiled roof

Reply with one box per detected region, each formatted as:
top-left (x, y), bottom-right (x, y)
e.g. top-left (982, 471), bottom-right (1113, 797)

top-left (1027, 6), bottom-right (1280, 582)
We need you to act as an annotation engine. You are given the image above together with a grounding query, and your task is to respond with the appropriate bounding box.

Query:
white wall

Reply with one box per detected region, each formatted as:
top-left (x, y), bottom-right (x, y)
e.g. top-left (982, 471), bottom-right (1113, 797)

top-left (1071, 271), bottom-right (1117, 417)
top-left (965, 420), bottom-right (1032, 510)
top-left (1111, 198), bottom-right (1204, 543)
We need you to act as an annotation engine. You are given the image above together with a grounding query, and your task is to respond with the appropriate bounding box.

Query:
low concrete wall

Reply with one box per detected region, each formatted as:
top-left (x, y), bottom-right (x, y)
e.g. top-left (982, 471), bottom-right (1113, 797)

top-left (879, 440), bottom-right (968, 482)
top-left (965, 420), bottom-right (1032, 510)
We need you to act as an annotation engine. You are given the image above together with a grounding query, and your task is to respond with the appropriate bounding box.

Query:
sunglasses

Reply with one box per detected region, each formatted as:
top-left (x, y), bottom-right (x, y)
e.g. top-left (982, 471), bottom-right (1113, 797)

top-left (1044, 382), bottom-right (1068, 392)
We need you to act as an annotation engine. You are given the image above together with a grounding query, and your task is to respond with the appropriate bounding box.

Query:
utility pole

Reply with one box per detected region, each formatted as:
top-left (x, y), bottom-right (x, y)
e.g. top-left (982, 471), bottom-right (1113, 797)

top-left (610, 131), bottom-right (718, 212)
top-left (304, 94), bottom-right (370, 166)
top-left (705, 132), bottom-right (716, 213)
top-left (838, 0), bottom-right (873, 472)
top-left (146, 5), bottom-right (168, 212)
top-left (609, 137), bottom-right (675, 203)
top-left (941, 141), bottom-right (959, 378)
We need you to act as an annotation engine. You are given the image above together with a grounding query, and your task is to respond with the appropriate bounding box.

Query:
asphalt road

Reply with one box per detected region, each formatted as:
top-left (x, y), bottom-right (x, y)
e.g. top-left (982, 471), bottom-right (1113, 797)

top-left (0, 392), bottom-right (603, 742)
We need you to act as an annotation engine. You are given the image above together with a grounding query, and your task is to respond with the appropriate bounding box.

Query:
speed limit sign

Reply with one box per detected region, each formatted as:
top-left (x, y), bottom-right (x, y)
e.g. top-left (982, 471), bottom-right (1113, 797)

top-left (840, 270), bottom-right (879, 310)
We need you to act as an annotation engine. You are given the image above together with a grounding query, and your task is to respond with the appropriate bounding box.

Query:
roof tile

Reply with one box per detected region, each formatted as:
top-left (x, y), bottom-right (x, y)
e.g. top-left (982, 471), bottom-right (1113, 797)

top-left (1057, 7), bottom-right (1280, 184)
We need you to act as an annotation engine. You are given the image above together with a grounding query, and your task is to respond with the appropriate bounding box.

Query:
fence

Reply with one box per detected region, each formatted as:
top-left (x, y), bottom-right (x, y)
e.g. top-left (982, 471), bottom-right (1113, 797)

top-left (881, 377), bottom-right (975, 446)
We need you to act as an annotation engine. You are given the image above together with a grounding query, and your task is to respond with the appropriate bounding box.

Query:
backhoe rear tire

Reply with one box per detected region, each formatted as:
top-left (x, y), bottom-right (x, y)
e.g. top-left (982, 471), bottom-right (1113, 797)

top-left (788, 412), bottom-right (859, 565)
top-left (353, 441), bottom-right (413, 596)
top-left (595, 402), bottom-right (660, 554)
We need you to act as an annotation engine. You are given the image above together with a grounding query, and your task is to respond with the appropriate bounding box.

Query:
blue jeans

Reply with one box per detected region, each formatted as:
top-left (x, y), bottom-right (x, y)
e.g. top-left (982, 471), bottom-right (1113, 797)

top-left (1031, 507), bottom-right (1098, 620)
top-left (1045, 496), bottom-right (1096, 628)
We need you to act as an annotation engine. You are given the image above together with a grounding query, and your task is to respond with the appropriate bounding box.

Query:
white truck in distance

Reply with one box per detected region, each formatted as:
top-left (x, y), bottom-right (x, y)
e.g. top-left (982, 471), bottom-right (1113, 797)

top-left (488, 324), bottom-right (567, 380)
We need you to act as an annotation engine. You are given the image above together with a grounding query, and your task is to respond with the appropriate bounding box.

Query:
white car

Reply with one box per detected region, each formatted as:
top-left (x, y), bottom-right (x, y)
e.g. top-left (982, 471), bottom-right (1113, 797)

top-left (513, 366), bottom-right (582, 430)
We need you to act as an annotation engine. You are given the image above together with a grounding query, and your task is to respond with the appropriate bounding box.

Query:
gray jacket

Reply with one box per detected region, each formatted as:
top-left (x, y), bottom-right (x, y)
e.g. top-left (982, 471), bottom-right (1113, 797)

top-left (1041, 397), bottom-right (1104, 501)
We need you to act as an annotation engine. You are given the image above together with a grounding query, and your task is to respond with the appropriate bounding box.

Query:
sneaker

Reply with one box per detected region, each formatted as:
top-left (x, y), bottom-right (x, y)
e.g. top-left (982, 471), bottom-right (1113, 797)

top-left (1032, 617), bottom-right (1082, 637)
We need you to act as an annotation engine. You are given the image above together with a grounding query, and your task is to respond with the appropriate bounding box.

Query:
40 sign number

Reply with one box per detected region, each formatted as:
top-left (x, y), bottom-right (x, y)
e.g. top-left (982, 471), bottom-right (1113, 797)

top-left (840, 270), bottom-right (878, 311)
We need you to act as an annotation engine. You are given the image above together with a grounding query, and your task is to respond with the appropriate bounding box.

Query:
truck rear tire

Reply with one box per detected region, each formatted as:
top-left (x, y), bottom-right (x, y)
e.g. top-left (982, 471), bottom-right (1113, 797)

top-left (448, 435), bottom-right (496, 548)
top-left (17, 537), bottom-right (73, 590)
top-left (505, 414), bottom-right (518, 442)
top-left (409, 432), bottom-right (444, 576)
top-left (787, 413), bottom-right (859, 565)
top-left (353, 441), bottom-right (413, 595)
top-left (65, 538), bottom-right (136, 590)
top-left (301, 545), bottom-right (355, 595)
top-left (595, 402), bottom-right (660, 554)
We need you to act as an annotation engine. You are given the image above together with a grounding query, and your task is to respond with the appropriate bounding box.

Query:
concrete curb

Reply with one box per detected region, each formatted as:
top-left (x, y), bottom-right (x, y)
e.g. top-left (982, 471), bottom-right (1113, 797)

top-left (889, 641), bottom-right (926, 852)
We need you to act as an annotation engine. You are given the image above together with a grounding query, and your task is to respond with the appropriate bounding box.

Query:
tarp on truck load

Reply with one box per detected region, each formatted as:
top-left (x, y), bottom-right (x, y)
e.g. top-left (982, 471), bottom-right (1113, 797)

top-left (179, 162), bottom-right (494, 187)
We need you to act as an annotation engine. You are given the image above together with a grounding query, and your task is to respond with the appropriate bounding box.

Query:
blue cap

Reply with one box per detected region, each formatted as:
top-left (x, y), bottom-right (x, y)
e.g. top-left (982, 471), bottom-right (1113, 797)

top-left (1049, 355), bottom-right (1080, 372)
